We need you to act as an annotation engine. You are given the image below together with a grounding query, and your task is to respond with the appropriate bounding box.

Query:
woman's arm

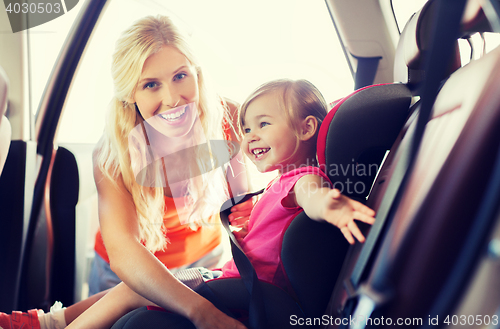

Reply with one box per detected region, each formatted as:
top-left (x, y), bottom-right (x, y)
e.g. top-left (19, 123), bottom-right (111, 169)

top-left (67, 283), bottom-right (151, 329)
top-left (69, 152), bottom-right (245, 329)
top-left (291, 174), bottom-right (376, 244)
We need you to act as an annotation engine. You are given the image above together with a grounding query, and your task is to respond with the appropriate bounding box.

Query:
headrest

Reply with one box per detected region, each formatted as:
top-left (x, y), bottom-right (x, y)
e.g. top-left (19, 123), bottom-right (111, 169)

top-left (317, 83), bottom-right (412, 201)
top-left (461, 0), bottom-right (492, 35)
top-left (393, 0), bottom-right (462, 89)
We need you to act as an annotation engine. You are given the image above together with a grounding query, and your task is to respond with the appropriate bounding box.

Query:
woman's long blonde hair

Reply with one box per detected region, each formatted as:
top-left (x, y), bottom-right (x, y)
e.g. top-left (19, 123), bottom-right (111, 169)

top-left (96, 15), bottom-right (230, 252)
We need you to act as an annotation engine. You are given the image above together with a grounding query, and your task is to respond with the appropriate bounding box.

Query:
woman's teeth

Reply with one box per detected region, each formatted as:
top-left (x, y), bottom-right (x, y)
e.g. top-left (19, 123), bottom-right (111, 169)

top-left (160, 106), bottom-right (186, 121)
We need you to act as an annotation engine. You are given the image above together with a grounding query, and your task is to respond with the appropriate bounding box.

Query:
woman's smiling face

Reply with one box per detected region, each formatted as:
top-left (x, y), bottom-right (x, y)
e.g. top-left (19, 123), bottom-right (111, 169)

top-left (130, 45), bottom-right (200, 139)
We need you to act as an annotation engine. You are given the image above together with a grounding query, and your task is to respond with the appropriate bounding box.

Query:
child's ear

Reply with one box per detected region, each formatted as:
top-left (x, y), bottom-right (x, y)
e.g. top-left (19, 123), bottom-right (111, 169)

top-left (299, 116), bottom-right (318, 141)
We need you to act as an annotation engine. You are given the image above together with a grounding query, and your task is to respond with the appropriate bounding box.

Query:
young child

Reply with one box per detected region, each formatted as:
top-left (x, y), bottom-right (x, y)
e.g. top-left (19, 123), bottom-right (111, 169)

top-left (0, 79), bottom-right (375, 329)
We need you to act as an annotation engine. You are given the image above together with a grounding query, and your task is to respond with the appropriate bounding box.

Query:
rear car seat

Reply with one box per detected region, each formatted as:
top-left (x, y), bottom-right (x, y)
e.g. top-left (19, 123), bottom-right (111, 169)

top-left (0, 59), bottom-right (79, 315)
top-left (324, 0), bottom-right (464, 320)
top-left (324, 1), bottom-right (500, 327)
top-left (362, 43), bottom-right (500, 326)
top-left (0, 66), bottom-right (26, 314)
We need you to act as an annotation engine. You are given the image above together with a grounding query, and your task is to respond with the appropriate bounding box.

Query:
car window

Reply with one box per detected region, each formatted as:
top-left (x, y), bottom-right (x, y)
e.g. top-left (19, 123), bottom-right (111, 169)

top-left (28, 1), bottom-right (85, 120)
top-left (28, 0), bottom-right (353, 146)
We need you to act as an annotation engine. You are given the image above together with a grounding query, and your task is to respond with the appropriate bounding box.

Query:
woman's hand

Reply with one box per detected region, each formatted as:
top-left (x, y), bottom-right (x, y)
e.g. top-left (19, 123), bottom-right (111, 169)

top-left (321, 189), bottom-right (376, 244)
top-left (228, 198), bottom-right (253, 223)
top-left (232, 220), bottom-right (249, 241)
top-left (228, 198), bottom-right (254, 240)
top-left (190, 299), bottom-right (247, 329)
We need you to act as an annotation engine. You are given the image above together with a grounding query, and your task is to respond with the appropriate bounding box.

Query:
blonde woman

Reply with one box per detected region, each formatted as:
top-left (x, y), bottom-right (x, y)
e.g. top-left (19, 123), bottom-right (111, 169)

top-left (88, 13), bottom-right (249, 296)
top-left (0, 15), bottom-right (249, 329)
top-left (88, 14), bottom-right (249, 328)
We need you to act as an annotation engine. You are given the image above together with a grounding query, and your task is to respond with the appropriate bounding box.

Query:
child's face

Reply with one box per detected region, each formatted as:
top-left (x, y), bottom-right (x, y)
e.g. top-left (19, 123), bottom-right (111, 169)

top-left (242, 92), bottom-right (302, 174)
top-left (130, 46), bottom-right (200, 139)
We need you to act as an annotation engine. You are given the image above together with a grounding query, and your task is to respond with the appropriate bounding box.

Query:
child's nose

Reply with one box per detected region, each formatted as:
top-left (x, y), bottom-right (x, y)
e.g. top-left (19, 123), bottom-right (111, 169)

top-left (247, 131), bottom-right (260, 143)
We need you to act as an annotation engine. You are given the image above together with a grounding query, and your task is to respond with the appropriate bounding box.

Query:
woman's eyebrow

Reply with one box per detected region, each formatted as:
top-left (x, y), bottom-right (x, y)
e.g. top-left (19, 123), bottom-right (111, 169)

top-left (138, 77), bottom-right (156, 84)
top-left (138, 65), bottom-right (189, 84)
top-left (172, 65), bottom-right (188, 74)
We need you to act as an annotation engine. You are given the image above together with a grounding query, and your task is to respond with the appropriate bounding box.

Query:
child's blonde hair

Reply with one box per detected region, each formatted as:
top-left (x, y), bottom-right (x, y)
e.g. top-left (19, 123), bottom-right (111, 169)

top-left (95, 15), bottom-right (230, 252)
top-left (239, 79), bottom-right (328, 156)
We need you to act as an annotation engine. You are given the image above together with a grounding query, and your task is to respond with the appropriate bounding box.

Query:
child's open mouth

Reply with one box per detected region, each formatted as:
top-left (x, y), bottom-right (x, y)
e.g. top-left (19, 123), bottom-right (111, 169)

top-left (252, 148), bottom-right (270, 159)
top-left (159, 105), bottom-right (188, 122)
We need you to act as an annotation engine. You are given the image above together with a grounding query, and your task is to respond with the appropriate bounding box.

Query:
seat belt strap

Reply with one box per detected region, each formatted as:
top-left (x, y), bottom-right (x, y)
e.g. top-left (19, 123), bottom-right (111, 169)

top-left (220, 189), bottom-right (267, 329)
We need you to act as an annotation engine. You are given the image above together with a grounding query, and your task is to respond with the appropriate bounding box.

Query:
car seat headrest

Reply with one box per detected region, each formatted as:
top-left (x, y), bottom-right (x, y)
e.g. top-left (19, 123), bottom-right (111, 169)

top-left (317, 83), bottom-right (412, 201)
top-left (461, 0), bottom-right (492, 35)
top-left (393, 0), bottom-right (462, 90)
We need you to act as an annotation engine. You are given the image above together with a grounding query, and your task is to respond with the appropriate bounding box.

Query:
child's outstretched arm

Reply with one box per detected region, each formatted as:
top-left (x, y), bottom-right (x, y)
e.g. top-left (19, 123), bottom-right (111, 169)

top-left (292, 174), bottom-right (376, 244)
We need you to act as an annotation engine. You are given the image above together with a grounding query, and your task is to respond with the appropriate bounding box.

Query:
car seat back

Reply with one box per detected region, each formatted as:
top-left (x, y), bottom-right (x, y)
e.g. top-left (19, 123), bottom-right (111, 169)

top-left (393, 0), bottom-right (462, 92)
top-left (280, 210), bottom-right (349, 320)
top-left (0, 66), bottom-right (27, 313)
top-left (323, 0), bottom-right (473, 321)
top-left (13, 141), bottom-right (80, 312)
top-left (19, 146), bottom-right (80, 309)
top-left (362, 40), bottom-right (500, 326)
top-left (326, 2), bottom-right (500, 326)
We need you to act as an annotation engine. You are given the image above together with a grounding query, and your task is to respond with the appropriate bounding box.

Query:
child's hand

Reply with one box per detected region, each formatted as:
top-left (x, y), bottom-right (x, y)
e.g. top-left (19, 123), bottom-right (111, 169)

top-left (228, 198), bottom-right (254, 240)
top-left (321, 189), bottom-right (376, 244)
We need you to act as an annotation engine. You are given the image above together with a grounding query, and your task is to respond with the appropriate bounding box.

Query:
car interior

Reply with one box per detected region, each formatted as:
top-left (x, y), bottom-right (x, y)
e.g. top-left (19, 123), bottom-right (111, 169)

top-left (0, 66), bottom-right (10, 176)
top-left (1, 0), bottom-right (500, 328)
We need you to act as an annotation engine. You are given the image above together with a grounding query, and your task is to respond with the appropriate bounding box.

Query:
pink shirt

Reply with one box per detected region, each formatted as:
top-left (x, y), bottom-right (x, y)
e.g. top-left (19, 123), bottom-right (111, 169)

top-left (220, 166), bottom-right (331, 291)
